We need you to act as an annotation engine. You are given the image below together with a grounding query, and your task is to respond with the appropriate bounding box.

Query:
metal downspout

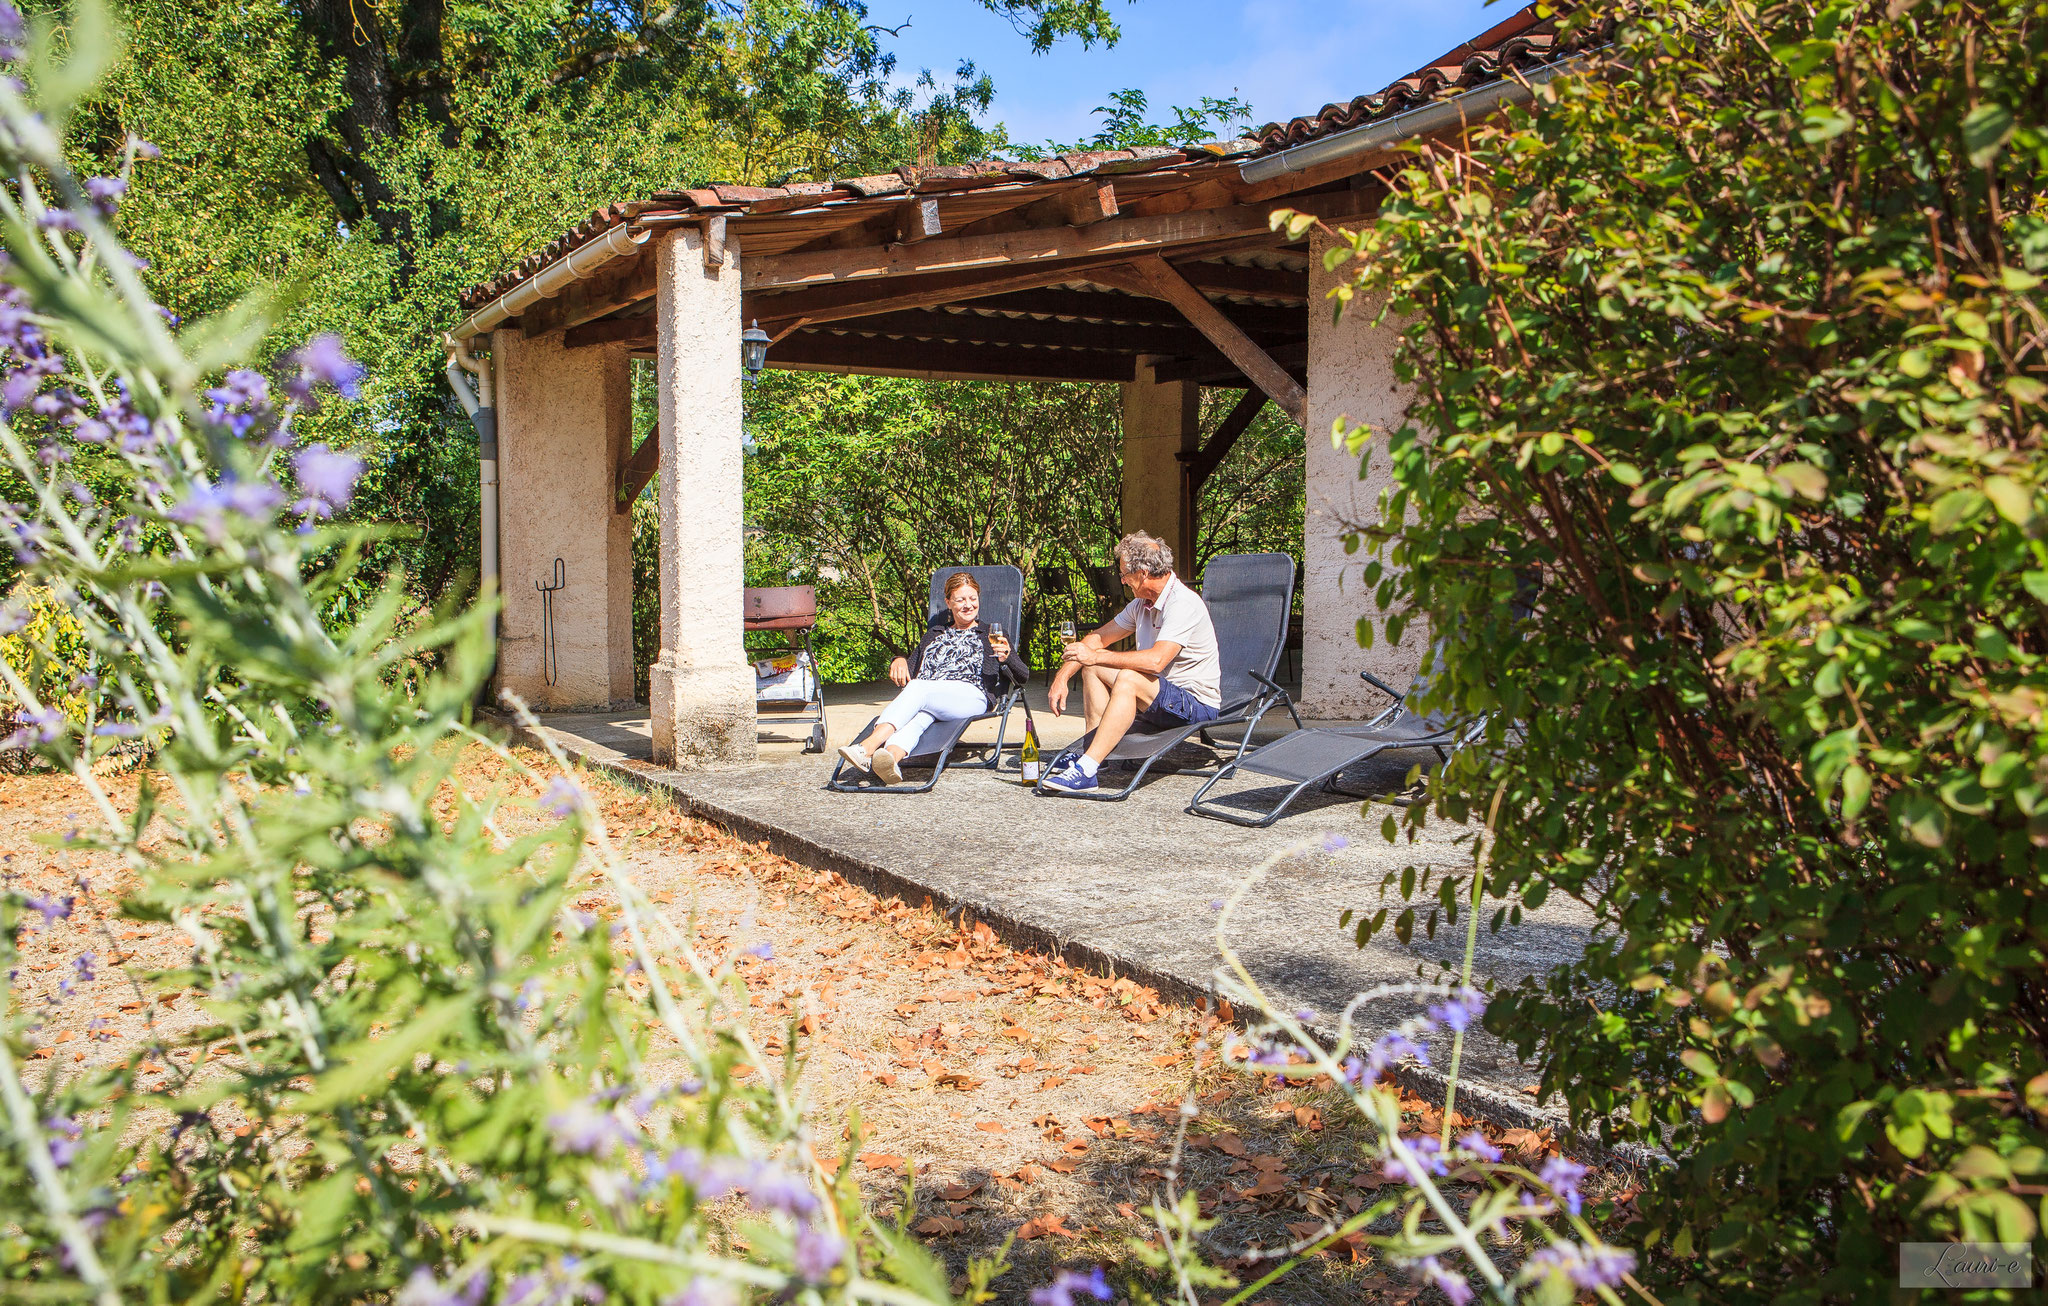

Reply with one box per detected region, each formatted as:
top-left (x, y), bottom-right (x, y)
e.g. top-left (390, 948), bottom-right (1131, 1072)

top-left (444, 336), bottom-right (499, 678)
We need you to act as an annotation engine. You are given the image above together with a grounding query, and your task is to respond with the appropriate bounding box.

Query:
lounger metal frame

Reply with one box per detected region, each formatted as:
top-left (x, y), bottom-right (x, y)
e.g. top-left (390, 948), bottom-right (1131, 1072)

top-left (1184, 667), bottom-right (1486, 827)
top-left (1035, 552), bottom-right (1301, 802)
top-left (825, 564), bottom-right (1026, 794)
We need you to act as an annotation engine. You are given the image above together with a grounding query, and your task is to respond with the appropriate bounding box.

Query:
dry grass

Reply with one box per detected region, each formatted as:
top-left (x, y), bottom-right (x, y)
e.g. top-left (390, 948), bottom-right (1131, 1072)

top-left (2, 744), bottom-right (1638, 1304)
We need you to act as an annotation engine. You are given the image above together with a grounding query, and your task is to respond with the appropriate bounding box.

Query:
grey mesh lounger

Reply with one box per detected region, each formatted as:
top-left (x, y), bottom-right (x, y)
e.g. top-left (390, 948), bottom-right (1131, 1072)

top-left (1184, 655), bottom-right (1484, 827)
top-left (1034, 552), bottom-right (1301, 802)
top-left (825, 564), bottom-right (1026, 794)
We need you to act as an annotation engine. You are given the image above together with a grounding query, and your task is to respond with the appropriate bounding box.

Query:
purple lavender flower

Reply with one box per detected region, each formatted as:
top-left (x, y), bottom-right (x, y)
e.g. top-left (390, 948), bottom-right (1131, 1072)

top-left (741, 1163), bottom-right (820, 1218)
top-left (291, 442), bottom-right (362, 518)
top-left (285, 334), bottom-right (366, 404)
top-left (1383, 1134), bottom-right (1448, 1186)
top-left (73, 951), bottom-right (94, 983)
top-left (546, 1101), bottom-right (629, 1156)
top-left (1408, 1256), bottom-right (1473, 1305)
top-left (1458, 1131), bottom-right (1502, 1163)
top-left (44, 1116), bottom-right (81, 1167)
top-left (0, 2), bottom-right (22, 44)
top-left (203, 368), bottom-right (272, 439)
top-left (1321, 832), bottom-right (1349, 852)
top-left (1207, 899), bottom-right (1224, 911)
top-left (1538, 1156), bottom-right (1590, 1216)
top-left (1523, 1241), bottom-right (1636, 1290)
top-left (166, 476), bottom-right (284, 540)
top-left (1029, 1267), bottom-right (1112, 1306)
top-left (127, 134), bottom-right (159, 160)
top-left (4, 708), bottom-right (67, 750)
top-left (792, 1226), bottom-right (845, 1283)
top-left (37, 208), bottom-right (79, 233)
top-left (1369, 1028), bottom-right (1429, 1076)
top-left (83, 176), bottom-right (125, 217)
top-left (1248, 1043), bottom-right (1292, 1069)
top-left (1426, 987), bottom-right (1486, 1034)
top-left (743, 940), bottom-right (774, 961)
top-left (540, 776), bottom-right (582, 818)
top-left (93, 721), bottom-right (141, 739)
top-left (2, 369), bottom-right (38, 411)
top-left (1294, 1007), bottom-right (1317, 1021)
top-left (397, 1268), bottom-right (491, 1306)
top-left (662, 1282), bottom-right (735, 1306)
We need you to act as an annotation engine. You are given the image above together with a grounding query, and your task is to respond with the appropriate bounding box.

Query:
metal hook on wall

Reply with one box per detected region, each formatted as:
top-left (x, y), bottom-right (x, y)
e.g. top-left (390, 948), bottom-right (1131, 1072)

top-left (536, 558), bottom-right (566, 687)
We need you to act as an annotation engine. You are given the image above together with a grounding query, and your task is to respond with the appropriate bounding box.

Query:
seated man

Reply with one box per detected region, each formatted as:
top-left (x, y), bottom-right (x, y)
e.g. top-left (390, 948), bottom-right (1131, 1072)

top-left (1042, 531), bottom-right (1221, 794)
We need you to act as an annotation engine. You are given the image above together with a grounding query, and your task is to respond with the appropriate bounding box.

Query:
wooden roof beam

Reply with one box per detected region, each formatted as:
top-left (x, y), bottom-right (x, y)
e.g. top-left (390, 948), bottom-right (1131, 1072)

top-left (1151, 340), bottom-right (1308, 384)
top-left (893, 197), bottom-right (943, 245)
top-left (743, 230), bottom-right (1287, 335)
top-left (1123, 256), bottom-right (1307, 425)
top-left (742, 186), bottom-right (1373, 294)
top-left (766, 332), bottom-right (1138, 383)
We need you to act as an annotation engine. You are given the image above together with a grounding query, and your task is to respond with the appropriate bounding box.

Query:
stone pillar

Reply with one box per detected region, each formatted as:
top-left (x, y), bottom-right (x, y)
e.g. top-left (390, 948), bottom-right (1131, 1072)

top-left (648, 227), bottom-right (756, 767)
top-left (1301, 229), bottom-right (1424, 720)
top-left (491, 330), bottom-right (635, 711)
top-left (1120, 356), bottom-right (1201, 570)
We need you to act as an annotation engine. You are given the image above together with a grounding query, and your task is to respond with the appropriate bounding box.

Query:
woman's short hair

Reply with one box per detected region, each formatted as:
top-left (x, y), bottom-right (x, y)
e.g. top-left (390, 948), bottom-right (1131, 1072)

top-left (942, 571), bottom-right (981, 599)
top-left (1114, 532), bottom-right (1174, 578)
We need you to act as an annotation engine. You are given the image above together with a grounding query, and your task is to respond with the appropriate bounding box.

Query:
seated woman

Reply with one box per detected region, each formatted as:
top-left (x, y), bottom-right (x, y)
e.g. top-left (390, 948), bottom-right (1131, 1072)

top-left (837, 571), bottom-right (1029, 785)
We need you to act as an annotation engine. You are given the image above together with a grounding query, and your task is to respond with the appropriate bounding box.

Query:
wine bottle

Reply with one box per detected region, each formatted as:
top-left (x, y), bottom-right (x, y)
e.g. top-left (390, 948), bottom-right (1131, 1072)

top-left (1020, 723), bottom-right (1041, 784)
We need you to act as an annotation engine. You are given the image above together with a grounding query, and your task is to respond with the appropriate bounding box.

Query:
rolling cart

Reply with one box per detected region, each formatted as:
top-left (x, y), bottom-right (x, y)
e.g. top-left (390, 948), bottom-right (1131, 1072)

top-left (744, 585), bottom-right (827, 753)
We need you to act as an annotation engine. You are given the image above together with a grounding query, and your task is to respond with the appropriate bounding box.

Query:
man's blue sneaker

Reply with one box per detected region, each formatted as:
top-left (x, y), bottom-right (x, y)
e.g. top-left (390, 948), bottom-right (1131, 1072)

top-left (1042, 763), bottom-right (1098, 794)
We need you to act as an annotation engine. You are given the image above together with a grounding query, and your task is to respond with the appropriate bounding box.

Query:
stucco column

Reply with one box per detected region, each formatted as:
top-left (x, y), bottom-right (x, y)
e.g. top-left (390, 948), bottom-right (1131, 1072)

top-left (1120, 357), bottom-right (1201, 568)
top-left (1301, 230), bottom-right (1424, 719)
top-left (491, 330), bottom-right (635, 711)
top-left (648, 227), bottom-right (756, 767)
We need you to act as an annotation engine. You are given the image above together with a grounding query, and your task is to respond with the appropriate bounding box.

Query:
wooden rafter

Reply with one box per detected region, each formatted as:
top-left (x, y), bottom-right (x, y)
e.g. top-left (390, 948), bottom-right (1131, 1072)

top-left (1127, 255), bottom-right (1307, 426)
top-left (1178, 390), bottom-right (1268, 496)
top-left (615, 426), bottom-right (659, 512)
top-left (742, 188), bottom-right (1375, 294)
top-left (766, 332), bottom-right (1137, 383)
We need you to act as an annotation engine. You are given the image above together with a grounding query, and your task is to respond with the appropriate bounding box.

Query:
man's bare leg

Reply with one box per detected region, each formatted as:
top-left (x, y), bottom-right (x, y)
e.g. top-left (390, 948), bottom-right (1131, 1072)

top-left (1080, 663), bottom-right (1118, 731)
top-left (1083, 670), bottom-right (1159, 767)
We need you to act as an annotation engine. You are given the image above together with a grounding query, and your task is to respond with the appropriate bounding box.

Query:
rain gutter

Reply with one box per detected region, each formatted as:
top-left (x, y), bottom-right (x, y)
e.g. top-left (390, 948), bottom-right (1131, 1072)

top-left (1239, 53), bottom-right (1596, 186)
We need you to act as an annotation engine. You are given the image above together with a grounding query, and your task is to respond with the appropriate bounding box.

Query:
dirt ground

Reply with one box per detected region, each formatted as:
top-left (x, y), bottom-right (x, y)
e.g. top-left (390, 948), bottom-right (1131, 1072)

top-left (1, 745), bottom-right (1635, 1304)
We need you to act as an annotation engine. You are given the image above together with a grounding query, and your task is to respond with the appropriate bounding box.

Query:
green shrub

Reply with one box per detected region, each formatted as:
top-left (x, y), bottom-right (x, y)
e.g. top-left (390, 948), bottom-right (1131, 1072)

top-left (0, 7), bottom-right (973, 1302)
top-left (1326, 0), bottom-right (2048, 1298)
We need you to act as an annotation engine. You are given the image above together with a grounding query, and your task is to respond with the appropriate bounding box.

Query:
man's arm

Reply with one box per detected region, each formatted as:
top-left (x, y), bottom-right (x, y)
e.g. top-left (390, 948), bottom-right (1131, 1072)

top-left (1066, 618), bottom-right (1177, 676)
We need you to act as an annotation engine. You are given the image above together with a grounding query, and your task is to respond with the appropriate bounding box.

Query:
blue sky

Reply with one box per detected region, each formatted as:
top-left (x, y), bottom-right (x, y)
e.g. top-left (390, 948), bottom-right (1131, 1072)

top-left (875, 0), bottom-right (1512, 150)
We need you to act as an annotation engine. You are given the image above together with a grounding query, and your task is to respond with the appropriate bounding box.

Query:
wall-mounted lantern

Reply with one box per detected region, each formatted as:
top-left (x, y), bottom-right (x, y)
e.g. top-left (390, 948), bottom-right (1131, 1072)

top-left (741, 320), bottom-right (771, 385)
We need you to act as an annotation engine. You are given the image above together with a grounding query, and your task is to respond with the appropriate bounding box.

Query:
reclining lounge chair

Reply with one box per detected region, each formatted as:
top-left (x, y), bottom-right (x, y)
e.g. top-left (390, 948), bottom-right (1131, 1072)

top-left (1184, 655), bottom-right (1485, 827)
top-left (825, 564), bottom-right (1026, 794)
top-left (1035, 551), bottom-right (1300, 802)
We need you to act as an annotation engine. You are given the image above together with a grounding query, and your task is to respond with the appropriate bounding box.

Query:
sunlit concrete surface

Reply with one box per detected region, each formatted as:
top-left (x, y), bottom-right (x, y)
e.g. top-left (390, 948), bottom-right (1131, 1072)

top-left (513, 677), bottom-right (1601, 1136)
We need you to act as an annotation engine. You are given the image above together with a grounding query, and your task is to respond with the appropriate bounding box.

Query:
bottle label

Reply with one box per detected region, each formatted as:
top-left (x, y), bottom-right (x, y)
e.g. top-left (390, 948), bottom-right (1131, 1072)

top-left (1021, 761), bottom-right (1041, 783)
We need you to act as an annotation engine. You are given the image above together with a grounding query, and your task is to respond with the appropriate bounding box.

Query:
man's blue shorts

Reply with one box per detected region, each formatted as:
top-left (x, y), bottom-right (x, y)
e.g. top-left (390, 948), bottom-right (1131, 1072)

top-left (1136, 677), bottom-right (1221, 731)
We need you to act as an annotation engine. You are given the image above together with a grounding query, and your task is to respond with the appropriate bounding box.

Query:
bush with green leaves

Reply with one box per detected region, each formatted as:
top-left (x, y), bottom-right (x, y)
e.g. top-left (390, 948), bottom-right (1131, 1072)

top-left (1319, 0), bottom-right (2048, 1298)
top-left (0, 8), bottom-right (983, 1303)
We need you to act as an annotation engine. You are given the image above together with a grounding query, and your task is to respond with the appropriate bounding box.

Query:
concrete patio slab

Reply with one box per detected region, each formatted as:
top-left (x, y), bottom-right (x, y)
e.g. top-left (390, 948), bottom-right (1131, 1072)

top-left (509, 681), bottom-right (1601, 1137)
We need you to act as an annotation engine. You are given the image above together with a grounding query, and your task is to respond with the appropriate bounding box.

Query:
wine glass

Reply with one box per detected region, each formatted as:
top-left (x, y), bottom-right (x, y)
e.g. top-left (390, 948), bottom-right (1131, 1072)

top-left (1058, 619), bottom-right (1076, 642)
top-left (988, 621), bottom-right (1004, 645)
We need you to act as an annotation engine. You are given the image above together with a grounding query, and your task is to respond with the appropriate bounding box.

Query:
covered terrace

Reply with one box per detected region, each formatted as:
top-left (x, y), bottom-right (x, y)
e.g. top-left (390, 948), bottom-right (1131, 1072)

top-left (444, 3), bottom-right (1589, 769)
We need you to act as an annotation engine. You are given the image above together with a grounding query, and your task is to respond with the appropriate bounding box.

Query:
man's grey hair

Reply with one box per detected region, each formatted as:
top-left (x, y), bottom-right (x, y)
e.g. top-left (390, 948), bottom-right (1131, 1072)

top-left (1114, 531), bottom-right (1174, 578)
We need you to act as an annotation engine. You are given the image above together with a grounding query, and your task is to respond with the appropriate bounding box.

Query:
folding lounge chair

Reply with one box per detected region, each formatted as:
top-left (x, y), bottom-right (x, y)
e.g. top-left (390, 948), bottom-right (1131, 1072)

top-left (1184, 654), bottom-right (1486, 828)
top-left (1035, 552), bottom-right (1301, 802)
top-left (825, 564), bottom-right (1026, 794)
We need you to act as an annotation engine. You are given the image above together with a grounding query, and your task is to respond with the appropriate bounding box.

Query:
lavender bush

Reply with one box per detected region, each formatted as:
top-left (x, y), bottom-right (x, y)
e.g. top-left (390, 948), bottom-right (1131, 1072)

top-left (0, 5), bottom-right (976, 1302)
top-left (1127, 838), bottom-right (1654, 1306)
